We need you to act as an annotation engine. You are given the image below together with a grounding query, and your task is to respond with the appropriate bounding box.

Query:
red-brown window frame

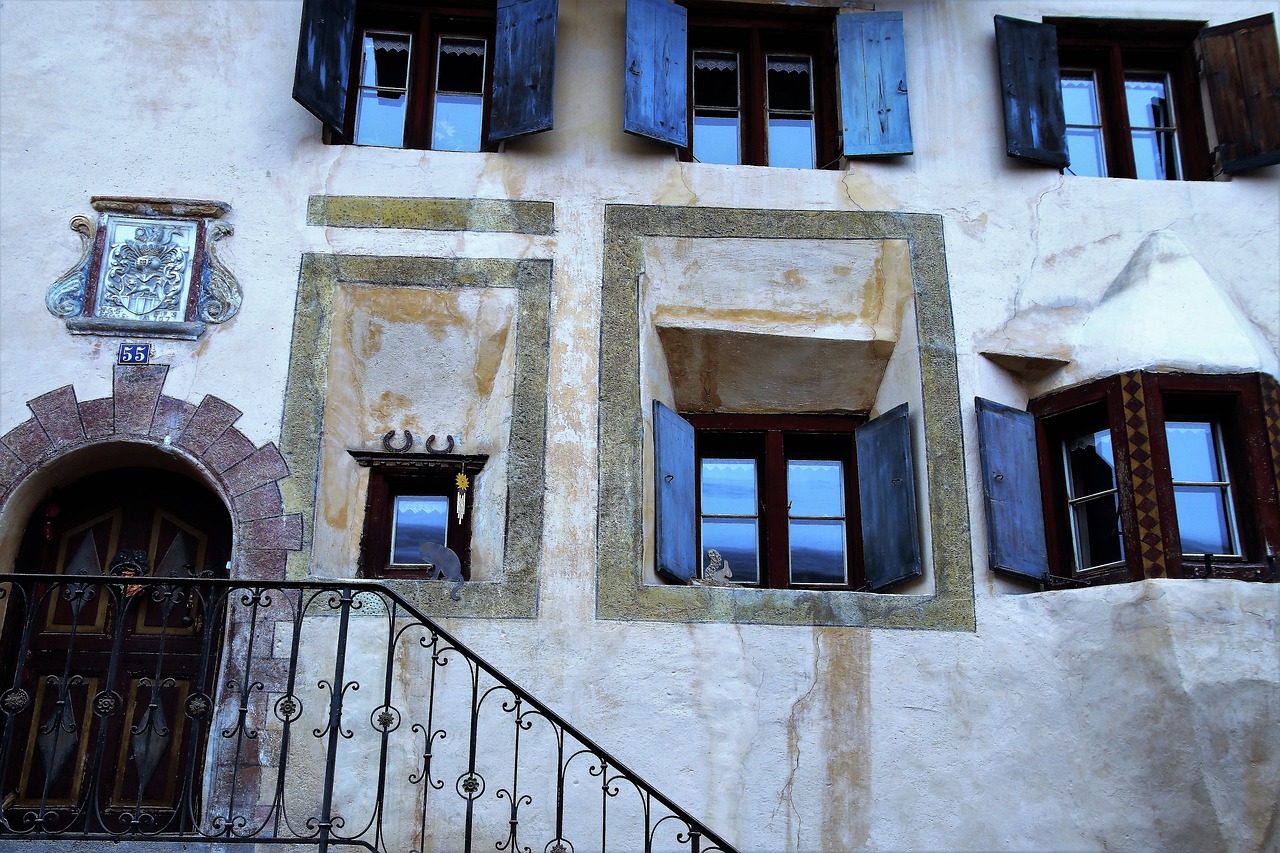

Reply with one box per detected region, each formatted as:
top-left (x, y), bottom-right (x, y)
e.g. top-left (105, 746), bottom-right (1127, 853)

top-left (357, 457), bottom-right (486, 580)
top-left (684, 7), bottom-right (840, 169)
top-left (687, 412), bottom-right (865, 590)
top-left (1030, 372), bottom-right (1279, 587)
top-left (327, 2), bottom-right (498, 151)
top-left (1051, 18), bottom-right (1212, 181)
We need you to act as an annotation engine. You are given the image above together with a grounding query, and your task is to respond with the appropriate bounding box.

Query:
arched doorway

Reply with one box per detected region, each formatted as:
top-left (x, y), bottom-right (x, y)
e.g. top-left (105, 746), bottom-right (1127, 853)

top-left (0, 465), bottom-right (231, 833)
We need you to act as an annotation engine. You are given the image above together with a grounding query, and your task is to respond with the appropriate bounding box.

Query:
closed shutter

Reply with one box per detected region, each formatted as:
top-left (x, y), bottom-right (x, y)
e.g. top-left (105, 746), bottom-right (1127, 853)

top-left (490, 0), bottom-right (559, 142)
top-left (292, 0), bottom-right (358, 132)
top-left (856, 403), bottom-right (922, 591)
top-left (654, 401), bottom-right (696, 584)
top-left (837, 11), bottom-right (913, 156)
top-left (975, 398), bottom-right (1050, 582)
top-left (1199, 14), bottom-right (1280, 174)
top-left (624, 0), bottom-right (689, 147)
top-left (994, 15), bottom-right (1068, 168)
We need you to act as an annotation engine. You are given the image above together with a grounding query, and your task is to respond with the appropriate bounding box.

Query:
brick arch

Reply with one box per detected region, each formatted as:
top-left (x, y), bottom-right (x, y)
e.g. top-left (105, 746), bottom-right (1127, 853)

top-left (0, 365), bottom-right (299, 579)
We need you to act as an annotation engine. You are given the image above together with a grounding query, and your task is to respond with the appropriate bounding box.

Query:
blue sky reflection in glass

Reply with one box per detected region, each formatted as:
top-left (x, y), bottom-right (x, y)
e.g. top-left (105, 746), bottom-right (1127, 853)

top-left (701, 458), bottom-right (758, 583)
top-left (787, 460), bottom-right (846, 584)
top-left (392, 495), bottom-right (449, 564)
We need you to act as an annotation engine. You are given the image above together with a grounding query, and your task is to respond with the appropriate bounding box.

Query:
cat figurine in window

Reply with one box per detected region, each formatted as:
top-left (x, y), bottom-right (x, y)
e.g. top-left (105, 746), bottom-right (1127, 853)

top-left (418, 541), bottom-right (465, 601)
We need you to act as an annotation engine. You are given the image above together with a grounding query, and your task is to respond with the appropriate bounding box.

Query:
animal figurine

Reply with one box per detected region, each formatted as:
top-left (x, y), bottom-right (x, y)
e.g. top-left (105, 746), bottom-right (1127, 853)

top-left (418, 541), bottom-right (465, 601)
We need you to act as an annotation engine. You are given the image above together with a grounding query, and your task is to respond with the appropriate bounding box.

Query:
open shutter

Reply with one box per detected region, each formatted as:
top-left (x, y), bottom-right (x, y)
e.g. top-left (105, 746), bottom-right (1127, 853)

top-left (292, 0), bottom-right (358, 132)
top-left (994, 15), bottom-right (1068, 168)
top-left (624, 0), bottom-right (688, 147)
top-left (490, 0), bottom-right (559, 142)
top-left (837, 11), bottom-right (913, 156)
top-left (975, 398), bottom-right (1050, 582)
top-left (1199, 14), bottom-right (1280, 174)
top-left (856, 403), bottom-right (922, 591)
top-left (654, 401), bottom-right (696, 584)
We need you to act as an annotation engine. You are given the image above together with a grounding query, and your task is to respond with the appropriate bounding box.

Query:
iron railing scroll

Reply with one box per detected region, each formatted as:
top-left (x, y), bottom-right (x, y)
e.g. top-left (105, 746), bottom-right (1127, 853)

top-left (0, 573), bottom-right (738, 853)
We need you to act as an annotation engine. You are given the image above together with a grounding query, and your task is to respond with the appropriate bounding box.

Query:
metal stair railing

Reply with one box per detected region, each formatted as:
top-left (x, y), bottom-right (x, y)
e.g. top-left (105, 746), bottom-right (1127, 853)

top-left (0, 573), bottom-right (739, 853)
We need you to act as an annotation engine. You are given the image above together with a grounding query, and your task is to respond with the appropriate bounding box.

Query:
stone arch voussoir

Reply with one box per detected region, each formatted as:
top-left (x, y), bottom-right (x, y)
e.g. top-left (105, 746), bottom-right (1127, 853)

top-left (0, 365), bottom-right (299, 579)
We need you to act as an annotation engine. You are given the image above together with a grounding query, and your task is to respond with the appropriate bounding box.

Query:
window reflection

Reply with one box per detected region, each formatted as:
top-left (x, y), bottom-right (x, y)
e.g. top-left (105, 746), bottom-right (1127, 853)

top-left (701, 458), bottom-right (759, 583)
top-left (1061, 73), bottom-right (1106, 176)
top-left (787, 460), bottom-right (846, 585)
top-left (355, 31), bottom-right (412, 147)
top-left (391, 495), bottom-right (449, 564)
top-left (1166, 421), bottom-right (1238, 555)
top-left (1124, 76), bottom-right (1179, 180)
top-left (766, 54), bottom-right (815, 168)
top-left (432, 36), bottom-right (487, 152)
top-left (1064, 428), bottom-right (1125, 572)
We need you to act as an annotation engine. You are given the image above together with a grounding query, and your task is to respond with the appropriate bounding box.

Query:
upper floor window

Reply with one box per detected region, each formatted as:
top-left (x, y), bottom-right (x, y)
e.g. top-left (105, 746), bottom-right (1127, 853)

top-left (976, 373), bottom-right (1280, 589)
top-left (995, 14), bottom-right (1280, 177)
top-left (625, 0), bottom-right (913, 166)
top-left (655, 403), bottom-right (923, 592)
top-left (293, 0), bottom-right (558, 151)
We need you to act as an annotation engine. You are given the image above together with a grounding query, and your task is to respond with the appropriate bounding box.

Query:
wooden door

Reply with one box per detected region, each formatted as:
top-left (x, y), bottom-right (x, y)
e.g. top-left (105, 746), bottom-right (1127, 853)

top-left (0, 467), bottom-right (231, 834)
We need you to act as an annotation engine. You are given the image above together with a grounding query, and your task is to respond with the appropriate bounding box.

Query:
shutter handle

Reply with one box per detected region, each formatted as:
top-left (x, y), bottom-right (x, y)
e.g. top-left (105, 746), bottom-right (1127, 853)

top-left (994, 473), bottom-right (1004, 482)
top-left (898, 80), bottom-right (908, 94)
top-left (891, 477), bottom-right (903, 485)
top-left (629, 60), bottom-right (641, 76)
top-left (664, 474), bottom-right (674, 483)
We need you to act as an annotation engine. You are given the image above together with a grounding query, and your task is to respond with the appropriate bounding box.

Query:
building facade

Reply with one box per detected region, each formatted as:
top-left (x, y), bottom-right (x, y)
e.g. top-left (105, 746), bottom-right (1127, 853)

top-left (0, 0), bottom-right (1277, 850)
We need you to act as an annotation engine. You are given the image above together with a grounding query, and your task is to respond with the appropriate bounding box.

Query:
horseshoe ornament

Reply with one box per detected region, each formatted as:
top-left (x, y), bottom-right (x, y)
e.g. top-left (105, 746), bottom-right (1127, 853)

top-left (382, 430), bottom-right (414, 453)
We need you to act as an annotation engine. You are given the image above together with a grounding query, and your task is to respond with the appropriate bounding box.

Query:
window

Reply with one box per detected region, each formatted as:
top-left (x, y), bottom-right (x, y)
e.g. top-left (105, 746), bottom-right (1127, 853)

top-left (352, 452), bottom-right (487, 581)
top-left (293, 0), bottom-right (558, 151)
top-left (654, 403), bottom-right (923, 592)
top-left (976, 373), bottom-right (1280, 588)
top-left (624, 0), bottom-right (912, 165)
top-left (686, 17), bottom-right (836, 168)
top-left (995, 14), bottom-right (1280, 177)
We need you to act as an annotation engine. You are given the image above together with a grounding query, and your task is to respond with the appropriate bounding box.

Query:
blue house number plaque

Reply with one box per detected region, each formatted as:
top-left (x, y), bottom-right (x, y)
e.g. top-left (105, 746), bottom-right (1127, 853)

top-left (117, 343), bottom-right (151, 364)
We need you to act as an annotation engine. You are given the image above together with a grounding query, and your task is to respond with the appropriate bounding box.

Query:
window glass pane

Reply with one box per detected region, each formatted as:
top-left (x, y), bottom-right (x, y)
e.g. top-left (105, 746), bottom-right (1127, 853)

top-left (437, 37), bottom-right (486, 95)
top-left (768, 117), bottom-right (815, 168)
top-left (693, 115), bottom-right (740, 164)
top-left (1065, 127), bottom-right (1106, 177)
top-left (789, 519), bottom-right (846, 585)
top-left (701, 458), bottom-right (756, 516)
top-left (433, 93), bottom-right (484, 151)
top-left (1125, 77), bottom-right (1179, 180)
top-left (356, 90), bottom-right (409, 147)
top-left (1124, 78), bottom-right (1172, 128)
top-left (787, 460), bottom-right (843, 517)
top-left (391, 495), bottom-right (449, 563)
top-left (1066, 429), bottom-right (1117, 497)
top-left (693, 51), bottom-right (739, 109)
top-left (1130, 129), bottom-right (1179, 180)
top-left (1173, 486), bottom-right (1233, 555)
top-left (766, 55), bottom-right (812, 112)
top-left (702, 519), bottom-right (759, 584)
top-left (1071, 494), bottom-right (1125, 569)
top-left (356, 31), bottom-right (411, 147)
top-left (1061, 75), bottom-right (1101, 124)
top-left (1166, 421), bottom-right (1221, 482)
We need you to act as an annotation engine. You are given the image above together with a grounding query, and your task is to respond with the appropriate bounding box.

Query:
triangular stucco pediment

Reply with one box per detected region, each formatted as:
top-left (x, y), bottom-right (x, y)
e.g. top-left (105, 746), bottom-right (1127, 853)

top-left (982, 231), bottom-right (1279, 390)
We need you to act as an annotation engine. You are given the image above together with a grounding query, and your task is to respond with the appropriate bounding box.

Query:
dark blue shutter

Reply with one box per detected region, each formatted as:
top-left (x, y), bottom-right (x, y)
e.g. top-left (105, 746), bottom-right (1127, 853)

top-left (994, 15), bottom-right (1068, 168)
top-left (837, 11), bottom-right (913, 156)
top-left (856, 403), bottom-right (922, 591)
top-left (292, 0), bottom-right (357, 133)
top-left (490, 0), bottom-right (559, 142)
top-left (654, 401), bottom-right (696, 584)
top-left (975, 398), bottom-right (1050, 583)
top-left (624, 0), bottom-right (688, 147)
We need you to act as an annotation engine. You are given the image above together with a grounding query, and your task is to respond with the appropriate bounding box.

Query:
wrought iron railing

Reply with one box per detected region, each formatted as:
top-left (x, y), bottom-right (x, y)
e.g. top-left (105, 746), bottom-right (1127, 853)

top-left (0, 573), bottom-right (738, 852)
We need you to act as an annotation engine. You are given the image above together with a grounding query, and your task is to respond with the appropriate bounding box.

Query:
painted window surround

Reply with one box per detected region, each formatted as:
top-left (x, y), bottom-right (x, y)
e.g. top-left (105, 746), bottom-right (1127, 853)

top-left (283, 196), bottom-right (553, 618)
top-left (599, 205), bottom-right (974, 630)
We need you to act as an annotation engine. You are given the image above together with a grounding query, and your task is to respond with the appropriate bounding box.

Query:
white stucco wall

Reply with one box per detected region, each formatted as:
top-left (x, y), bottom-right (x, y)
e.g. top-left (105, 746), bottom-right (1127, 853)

top-left (1, 1), bottom-right (1277, 850)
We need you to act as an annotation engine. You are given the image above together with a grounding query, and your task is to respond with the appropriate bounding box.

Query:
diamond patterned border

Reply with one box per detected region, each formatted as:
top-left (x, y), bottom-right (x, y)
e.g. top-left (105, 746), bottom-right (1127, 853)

top-left (1120, 372), bottom-right (1166, 578)
top-left (1260, 373), bottom-right (1280, 501)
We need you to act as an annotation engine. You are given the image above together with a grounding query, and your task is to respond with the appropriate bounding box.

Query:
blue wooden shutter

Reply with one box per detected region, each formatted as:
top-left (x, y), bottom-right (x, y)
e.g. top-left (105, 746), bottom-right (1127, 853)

top-left (654, 401), bottom-right (696, 584)
top-left (837, 11), bottom-right (913, 156)
top-left (856, 403), bottom-right (922, 591)
top-left (490, 0), bottom-right (559, 142)
top-left (624, 0), bottom-right (688, 147)
top-left (994, 15), bottom-right (1068, 168)
top-left (1199, 14), bottom-right (1280, 174)
top-left (975, 398), bottom-right (1050, 582)
top-left (292, 0), bottom-right (357, 133)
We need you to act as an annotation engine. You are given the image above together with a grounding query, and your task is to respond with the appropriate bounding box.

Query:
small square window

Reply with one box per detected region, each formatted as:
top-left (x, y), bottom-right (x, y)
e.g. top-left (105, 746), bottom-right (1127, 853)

top-left (354, 456), bottom-right (487, 581)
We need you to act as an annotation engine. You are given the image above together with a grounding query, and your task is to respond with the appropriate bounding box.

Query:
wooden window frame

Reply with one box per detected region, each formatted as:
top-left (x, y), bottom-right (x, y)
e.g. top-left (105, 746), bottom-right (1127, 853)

top-left (328, 2), bottom-right (498, 151)
top-left (687, 413), bottom-right (865, 590)
top-left (1050, 18), bottom-right (1212, 180)
top-left (684, 8), bottom-right (839, 168)
top-left (356, 455), bottom-right (487, 580)
top-left (1030, 373), bottom-right (1278, 587)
